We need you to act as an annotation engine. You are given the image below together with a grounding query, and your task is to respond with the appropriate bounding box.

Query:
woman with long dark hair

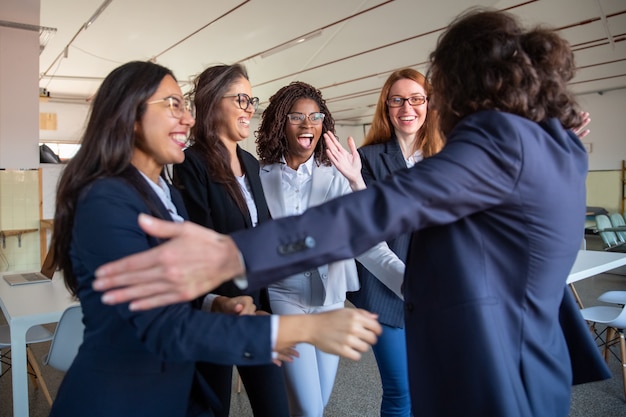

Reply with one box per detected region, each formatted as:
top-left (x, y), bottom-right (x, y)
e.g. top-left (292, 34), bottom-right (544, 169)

top-left (50, 61), bottom-right (382, 417)
top-left (172, 63), bottom-right (289, 417)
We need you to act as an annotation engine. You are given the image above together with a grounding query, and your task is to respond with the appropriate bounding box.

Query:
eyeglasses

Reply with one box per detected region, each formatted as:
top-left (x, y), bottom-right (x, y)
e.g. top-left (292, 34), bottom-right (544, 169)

top-left (222, 93), bottom-right (260, 111)
top-left (286, 112), bottom-right (325, 125)
top-left (147, 95), bottom-right (195, 119)
top-left (386, 95), bottom-right (428, 108)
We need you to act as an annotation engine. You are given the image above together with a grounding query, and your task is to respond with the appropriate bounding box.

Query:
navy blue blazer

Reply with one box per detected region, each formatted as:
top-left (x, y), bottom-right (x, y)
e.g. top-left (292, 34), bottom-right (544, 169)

top-left (231, 111), bottom-right (610, 417)
top-left (348, 137), bottom-right (409, 327)
top-left (50, 175), bottom-right (272, 417)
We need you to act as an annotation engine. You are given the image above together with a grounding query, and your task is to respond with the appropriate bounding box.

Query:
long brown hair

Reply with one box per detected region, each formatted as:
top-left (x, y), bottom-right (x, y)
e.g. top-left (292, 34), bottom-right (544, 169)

top-left (52, 61), bottom-right (174, 295)
top-left (256, 81), bottom-right (335, 166)
top-left (183, 64), bottom-right (251, 215)
top-left (429, 8), bottom-right (582, 135)
top-left (363, 68), bottom-right (444, 158)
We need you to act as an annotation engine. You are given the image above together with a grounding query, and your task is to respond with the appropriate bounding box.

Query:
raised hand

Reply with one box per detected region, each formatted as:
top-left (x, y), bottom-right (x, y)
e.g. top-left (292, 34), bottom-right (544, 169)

top-left (324, 132), bottom-right (366, 191)
top-left (573, 111), bottom-right (591, 139)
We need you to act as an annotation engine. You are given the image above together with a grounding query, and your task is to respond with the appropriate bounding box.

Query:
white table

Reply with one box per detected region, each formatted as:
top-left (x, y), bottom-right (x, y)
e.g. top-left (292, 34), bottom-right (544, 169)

top-left (0, 272), bottom-right (76, 417)
top-left (567, 250), bottom-right (626, 284)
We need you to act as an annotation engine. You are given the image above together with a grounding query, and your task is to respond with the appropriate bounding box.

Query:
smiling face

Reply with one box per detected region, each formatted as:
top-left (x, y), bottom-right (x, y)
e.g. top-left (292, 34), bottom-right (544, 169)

top-left (284, 98), bottom-right (323, 169)
top-left (217, 77), bottom-right (255, 147)
top-left (387, 78), bottom-right (428, 140)
top-left (132, 74), bottom-right (195, 182)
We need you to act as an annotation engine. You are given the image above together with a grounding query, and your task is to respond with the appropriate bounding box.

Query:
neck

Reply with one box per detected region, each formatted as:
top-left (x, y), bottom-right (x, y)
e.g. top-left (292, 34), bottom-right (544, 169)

top-left (131, 151), bottom-right (161, 184)
top-left (395, 131), bottom-right (418, 158)
top-left (285, 152), bottom-right (312, 170)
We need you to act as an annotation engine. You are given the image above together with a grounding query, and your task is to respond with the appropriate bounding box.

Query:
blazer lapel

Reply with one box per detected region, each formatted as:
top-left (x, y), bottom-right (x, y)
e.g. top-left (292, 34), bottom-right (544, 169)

top-left (381, 138), bottom-right (407, 174)
top-left (260, 164), bottom-right (286, 218)
top-left (240, 149), bottom-right (271, 223)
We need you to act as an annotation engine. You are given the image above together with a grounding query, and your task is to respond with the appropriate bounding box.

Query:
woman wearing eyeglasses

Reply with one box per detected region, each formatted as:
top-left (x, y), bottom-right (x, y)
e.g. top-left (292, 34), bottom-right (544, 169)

top-left (171, 64), bottom-right (290, 417)
top-left (336, 68), bottom-right (444, 417)
top-left (255, 81), bottom-right (404, 417)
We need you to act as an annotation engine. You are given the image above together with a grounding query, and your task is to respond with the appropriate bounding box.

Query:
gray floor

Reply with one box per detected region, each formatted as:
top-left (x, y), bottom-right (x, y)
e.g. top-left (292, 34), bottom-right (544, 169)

top-left (1, 235), bottom-right (626, 416)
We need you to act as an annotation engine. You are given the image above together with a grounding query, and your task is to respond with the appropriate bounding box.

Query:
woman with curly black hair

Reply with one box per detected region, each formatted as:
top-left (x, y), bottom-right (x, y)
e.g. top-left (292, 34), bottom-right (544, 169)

top-left (255, 81), bottom-right (404, 417)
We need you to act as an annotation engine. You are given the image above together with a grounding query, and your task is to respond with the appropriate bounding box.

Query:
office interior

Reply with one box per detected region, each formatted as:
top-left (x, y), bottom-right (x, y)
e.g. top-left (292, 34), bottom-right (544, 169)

top-left (0, 1), bottom-right (625, 414)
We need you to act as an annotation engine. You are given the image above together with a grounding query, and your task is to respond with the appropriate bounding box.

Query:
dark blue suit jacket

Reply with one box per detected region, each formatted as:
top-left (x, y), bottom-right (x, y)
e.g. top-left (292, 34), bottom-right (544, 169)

top-left (50, 175), bottom-right (272, 417)
top-left (348, 137), bottom-right (410, 327)
top-left (231, 111), bottom-right (610, 417)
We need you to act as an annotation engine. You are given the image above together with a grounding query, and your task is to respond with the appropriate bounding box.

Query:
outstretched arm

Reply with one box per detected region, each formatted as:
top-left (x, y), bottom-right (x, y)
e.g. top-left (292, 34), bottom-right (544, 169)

top-left (277, 308), bottom-right (381, 361)
top-left (324, 132), bottom-right (366, 191)
top-left (94, 214), bottom-right (243, 310)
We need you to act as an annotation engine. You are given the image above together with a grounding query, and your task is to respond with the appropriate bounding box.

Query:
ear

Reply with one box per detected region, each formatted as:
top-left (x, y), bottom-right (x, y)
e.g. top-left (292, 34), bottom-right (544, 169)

top-left (134, 120), bottom-right (140, 134)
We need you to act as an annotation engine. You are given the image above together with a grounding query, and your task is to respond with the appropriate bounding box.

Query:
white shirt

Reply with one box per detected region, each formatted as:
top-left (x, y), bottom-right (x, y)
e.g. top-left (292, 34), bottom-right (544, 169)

top-left (405, 149), bottom-right (424, 168)
top-left (236, 174), bottom-right (258, 227)
top-left (139, 171), bottom-right (184, 223)
top-left (281, 155), bottom-right (314, 215)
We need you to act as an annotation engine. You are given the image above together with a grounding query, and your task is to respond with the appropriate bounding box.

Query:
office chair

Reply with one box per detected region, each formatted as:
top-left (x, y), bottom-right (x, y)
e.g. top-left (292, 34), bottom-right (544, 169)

top-left (596, 214), bottom-right (626, 252)
top-left (43, 304), bottom-right (84, 373)
top-left (0, 324), bottom-right (54, 405)
top-left (609, 212), bottom-right (626, 243)
top-left (580, 301), bottom-right (626, 400)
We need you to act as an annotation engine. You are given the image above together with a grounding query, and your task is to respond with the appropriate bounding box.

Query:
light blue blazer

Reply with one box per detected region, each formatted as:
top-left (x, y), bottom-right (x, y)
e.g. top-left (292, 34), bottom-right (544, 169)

top-left (260, 161), bottom-right (404, 305)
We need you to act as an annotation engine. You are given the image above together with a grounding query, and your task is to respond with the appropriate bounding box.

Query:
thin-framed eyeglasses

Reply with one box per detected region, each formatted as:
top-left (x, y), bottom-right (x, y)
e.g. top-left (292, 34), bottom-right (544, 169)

top-left (146, 95), bottom-right (195, 119)
top-left (222, 93), bottom-right (260, 111)
top-left (386, 95), bottom-right (428, 108)
top-left (286, 112), bottom-right (325, 125)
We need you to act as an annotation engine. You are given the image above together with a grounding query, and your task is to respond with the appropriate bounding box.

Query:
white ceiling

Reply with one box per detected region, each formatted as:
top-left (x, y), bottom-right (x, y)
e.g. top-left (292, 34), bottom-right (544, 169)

top-left (38, 0), bottom-right (626, 126)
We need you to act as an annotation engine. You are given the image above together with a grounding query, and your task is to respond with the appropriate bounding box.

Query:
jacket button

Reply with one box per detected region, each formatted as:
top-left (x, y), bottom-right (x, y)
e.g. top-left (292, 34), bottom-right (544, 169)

top-left (243, 352), bottom-right (252, 359)
top-left (304, 236), bottom-right (316, 248)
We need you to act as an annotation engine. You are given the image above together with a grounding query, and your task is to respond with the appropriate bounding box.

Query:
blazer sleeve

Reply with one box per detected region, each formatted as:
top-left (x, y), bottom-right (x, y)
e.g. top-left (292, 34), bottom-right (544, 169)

top-left (74, 178), bottom-right (272, 365)
top-left (231, 111), bottom-right (525, 289)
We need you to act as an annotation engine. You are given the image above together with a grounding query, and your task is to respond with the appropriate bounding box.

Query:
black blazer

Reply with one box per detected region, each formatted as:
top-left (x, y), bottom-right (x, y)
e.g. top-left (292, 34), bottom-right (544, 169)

top-left (173, 144), bottom-right (272, 310)
top-left (348, 136), bottom-right (410, 327)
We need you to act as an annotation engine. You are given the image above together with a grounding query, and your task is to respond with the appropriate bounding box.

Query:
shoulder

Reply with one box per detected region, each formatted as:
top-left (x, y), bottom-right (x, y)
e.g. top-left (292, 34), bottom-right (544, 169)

top-left (76, 177), bottom-right (147, 218)
top-left (358, 139), bottom-right (396, 158)
top-left (181, 146), bottom-right (205, 166)
top-left (81, 177), bottom-right (134, 199)
top-left (239, 148), bottom-right (261, 168)
top-left (450, 110), bottom-right (531, 145)
top-left (260, 162), bottom-right (279, 174)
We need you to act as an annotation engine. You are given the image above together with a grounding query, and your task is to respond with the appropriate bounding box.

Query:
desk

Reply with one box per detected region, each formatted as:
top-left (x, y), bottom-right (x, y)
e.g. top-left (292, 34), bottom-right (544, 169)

top-left (0, 272), bottom-right (76, 417)
top-left (567, 250), bottom-right (626, 284)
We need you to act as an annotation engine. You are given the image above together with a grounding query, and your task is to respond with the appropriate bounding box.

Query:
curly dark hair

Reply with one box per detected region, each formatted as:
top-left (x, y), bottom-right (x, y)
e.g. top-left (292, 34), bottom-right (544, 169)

top-left (256, 81), bottom-right (335, 166)
top-left (428, 8), bottom-right (582, 135)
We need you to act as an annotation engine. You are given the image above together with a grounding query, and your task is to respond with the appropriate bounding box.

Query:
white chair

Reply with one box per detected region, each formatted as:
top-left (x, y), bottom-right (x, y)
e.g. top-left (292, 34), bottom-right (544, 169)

top-left (598, 290), bottom-right (626, 306)
top-left (580, 302), bottom-right (626, 400)
top-left (0, 324), bottom-right (54, 405)
top-left (44, 304), bottom-right (84, 372)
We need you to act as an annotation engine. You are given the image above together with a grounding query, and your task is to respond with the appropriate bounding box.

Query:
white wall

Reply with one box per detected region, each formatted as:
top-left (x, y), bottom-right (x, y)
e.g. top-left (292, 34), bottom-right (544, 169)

top-left (39, 100), bottom-right (89, 143)
top-left (576, 88), bottom-right (626, 171)
top-left (0, 0), bottom-right (40, 169)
